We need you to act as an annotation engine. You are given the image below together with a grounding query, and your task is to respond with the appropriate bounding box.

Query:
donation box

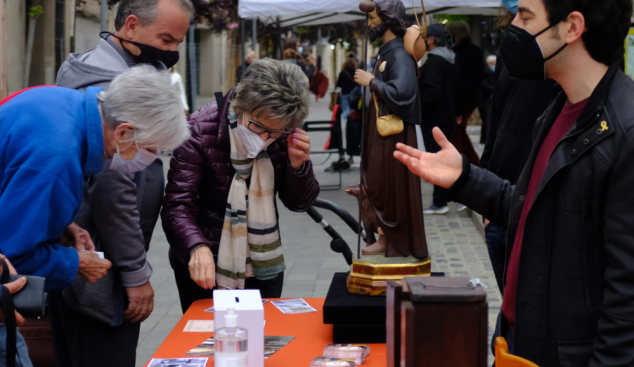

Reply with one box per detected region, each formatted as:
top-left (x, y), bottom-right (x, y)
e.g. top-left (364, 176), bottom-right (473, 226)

top-left (386, 277), bottom-right (488, 367)
top-left (213, 289), bottom-right (264, 367)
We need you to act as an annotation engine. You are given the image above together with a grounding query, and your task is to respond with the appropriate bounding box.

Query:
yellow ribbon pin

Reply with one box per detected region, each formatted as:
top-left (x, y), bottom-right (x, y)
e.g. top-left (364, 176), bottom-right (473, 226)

top-left (601, 121), bottom-right (609, 131)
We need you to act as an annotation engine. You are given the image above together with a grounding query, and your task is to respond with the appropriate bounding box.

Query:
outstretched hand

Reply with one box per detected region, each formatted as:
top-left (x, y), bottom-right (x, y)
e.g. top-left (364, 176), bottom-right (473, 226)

top-left (393, 127), bottom-right (463, 189)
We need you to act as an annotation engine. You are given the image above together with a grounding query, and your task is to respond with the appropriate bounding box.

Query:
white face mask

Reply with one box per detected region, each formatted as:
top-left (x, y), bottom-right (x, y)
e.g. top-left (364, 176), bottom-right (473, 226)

top-left (109, 141), bottom-right (158, 173)
top-left (237, 114), bottom-right (275, 158)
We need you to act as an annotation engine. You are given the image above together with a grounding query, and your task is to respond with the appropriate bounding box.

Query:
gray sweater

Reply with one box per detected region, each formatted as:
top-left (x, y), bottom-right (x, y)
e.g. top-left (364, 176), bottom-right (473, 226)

top-left (56, 38), bottom-right (163, 325)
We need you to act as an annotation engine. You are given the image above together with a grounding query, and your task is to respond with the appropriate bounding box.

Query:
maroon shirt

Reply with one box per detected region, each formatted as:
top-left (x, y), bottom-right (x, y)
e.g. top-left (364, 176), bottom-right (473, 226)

top-left (502, 97), bottom-right (589, 329)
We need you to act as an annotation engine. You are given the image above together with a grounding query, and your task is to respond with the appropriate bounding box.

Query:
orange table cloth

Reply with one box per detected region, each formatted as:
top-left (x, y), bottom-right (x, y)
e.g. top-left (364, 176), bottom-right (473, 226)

top-left (146, 298), bottom-right (387, 366)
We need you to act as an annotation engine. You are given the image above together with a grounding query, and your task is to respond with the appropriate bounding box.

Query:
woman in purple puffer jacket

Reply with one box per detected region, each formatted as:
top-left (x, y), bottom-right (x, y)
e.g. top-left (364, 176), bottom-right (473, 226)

top-left (162, 59), bottom-right (320, 312)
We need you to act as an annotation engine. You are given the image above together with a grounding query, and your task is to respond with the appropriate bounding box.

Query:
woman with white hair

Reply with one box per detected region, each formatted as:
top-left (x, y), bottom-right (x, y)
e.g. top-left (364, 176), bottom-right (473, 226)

top-left (162, 58), bottom-right (320, 312)
top-left (0, 65), bottom-right (189, 365)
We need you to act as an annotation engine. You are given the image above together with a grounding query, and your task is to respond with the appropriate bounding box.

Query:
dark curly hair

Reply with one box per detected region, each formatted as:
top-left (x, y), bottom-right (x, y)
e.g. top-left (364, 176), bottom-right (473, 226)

top-left (542, 0), bottom-right (632, 65)
top-left (374, 0), bottom-right (407, 38)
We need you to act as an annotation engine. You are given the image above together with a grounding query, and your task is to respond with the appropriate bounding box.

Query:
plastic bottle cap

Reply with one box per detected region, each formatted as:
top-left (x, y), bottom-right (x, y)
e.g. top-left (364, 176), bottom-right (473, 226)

top-left (225, 307), bottom-right (238, 328)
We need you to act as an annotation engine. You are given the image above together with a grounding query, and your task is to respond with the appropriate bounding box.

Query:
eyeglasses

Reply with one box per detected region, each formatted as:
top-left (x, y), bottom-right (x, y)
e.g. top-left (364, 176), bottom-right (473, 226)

top-left (248, 119), bottom-right (293, 139)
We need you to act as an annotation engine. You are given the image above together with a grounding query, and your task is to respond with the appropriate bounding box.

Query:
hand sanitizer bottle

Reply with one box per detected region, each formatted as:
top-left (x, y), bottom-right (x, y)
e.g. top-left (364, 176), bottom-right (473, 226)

top-left (215, 308), bottom-right (248, 367)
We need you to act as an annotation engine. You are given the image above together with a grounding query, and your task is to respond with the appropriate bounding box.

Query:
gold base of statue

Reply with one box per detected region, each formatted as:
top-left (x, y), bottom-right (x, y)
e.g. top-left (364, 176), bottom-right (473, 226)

top-left (346, 255), bottom-right (431, 296)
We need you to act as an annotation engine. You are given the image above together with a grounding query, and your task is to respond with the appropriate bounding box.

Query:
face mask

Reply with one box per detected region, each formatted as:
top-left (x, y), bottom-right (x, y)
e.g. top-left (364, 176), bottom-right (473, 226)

top-left (499, 24), bottom-right (567, 81)
top-left (110, 141), bottom-right (158, 173)
top-left (237, 116), bottom-right (275, 159)
top-left (369, 23), bottom-right (389, 42)
top-left (101, 32), bottom-right (179, 69)
top-left (501, 0), bottom-right (518, 15)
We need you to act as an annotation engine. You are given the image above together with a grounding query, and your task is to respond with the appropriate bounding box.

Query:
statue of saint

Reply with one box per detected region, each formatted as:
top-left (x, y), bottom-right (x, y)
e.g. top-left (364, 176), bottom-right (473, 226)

top-left (352, 0), bottom-right (428, 259)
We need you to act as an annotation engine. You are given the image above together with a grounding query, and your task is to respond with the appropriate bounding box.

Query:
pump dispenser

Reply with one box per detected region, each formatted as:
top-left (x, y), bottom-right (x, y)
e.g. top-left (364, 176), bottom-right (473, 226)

top-left (215, 307), bottom-right (248, 367)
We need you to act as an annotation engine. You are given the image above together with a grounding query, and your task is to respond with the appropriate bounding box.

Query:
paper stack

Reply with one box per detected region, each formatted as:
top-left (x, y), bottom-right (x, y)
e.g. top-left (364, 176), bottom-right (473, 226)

top-left (322, 344), bottom-right (371, 365)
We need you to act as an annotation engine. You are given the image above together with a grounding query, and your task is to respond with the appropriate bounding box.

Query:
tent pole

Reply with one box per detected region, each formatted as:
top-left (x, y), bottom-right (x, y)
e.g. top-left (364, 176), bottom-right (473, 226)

top-left (252, 18), bottom-right (257, 55)
top-left (241, 18), bottom-right (246, 71)
top-left (356, 13), bottom-right (369, 260)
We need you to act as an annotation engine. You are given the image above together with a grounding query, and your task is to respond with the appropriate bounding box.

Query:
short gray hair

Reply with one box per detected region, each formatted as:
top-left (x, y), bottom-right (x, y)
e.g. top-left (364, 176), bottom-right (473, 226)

top-left (98, 65), bottom-right (191, 150)
top-left (231, 58), bottom-right (310, 130)
top-left (446, 21), bottom-right (471, 40)
top-left (114, 0), bottom-right (194, 30)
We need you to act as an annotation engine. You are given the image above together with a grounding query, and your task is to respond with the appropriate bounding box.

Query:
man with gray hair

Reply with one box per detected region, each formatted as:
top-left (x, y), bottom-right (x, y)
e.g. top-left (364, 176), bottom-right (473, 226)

top-left (0, 66), bottom-right (189, 366)
top-left (53, 0), bottom-right (192, 366)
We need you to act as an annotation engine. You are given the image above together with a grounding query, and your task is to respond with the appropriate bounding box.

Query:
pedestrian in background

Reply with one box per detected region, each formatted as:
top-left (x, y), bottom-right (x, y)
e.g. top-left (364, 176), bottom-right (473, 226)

top-left (162, 59), bottom-right (319, 313)
top-left (53, 0), bottom-right (193, 366)
top-left (171, 66), bottom-right (189, 115)
top-left (418, 24), bottom-right (459, 215)
top-left (446, 20), bottom-right (486, 168)
top-left (236, 50), bottom-right (257, 81)
top-left (336, 58), bottom-right (358, 124)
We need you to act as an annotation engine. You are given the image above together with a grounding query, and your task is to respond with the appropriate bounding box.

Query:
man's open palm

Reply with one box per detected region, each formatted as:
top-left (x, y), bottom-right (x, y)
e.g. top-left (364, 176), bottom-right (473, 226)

top-left (393, 127), bottom-right (463, 188)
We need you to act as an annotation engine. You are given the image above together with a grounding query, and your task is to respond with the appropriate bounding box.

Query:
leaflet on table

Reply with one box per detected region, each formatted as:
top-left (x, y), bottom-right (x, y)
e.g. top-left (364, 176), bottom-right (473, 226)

top-left (271, 298), bottom-right (317, 314)
top-left (183, 320), bottom-right (266, 332)
top-left (147, 357), bottom-right (207, 367)
top-left (186, 335), bottom-right (295, 358)
top-left (205, 299), bottom-right (269, 313)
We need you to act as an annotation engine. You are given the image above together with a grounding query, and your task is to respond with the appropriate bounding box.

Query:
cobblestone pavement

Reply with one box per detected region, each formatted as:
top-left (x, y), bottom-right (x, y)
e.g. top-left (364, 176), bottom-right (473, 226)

top-left (135, 97), bottom-right (500, 366)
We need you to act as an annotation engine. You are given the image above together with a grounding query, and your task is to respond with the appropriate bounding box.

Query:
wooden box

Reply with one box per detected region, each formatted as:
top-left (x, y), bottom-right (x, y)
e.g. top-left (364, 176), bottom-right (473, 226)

top-left (387, 277), bottom-right (488, 367)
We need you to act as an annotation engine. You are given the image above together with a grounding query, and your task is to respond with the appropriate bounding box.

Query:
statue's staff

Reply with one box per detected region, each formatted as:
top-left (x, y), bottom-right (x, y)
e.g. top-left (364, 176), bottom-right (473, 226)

top-left (357, 0), bottom-right (376, 260)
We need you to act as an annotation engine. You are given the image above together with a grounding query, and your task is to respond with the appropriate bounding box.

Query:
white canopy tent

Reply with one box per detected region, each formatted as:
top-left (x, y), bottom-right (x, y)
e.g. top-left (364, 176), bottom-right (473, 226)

top-left (239, 0), bottom-right (502, 27)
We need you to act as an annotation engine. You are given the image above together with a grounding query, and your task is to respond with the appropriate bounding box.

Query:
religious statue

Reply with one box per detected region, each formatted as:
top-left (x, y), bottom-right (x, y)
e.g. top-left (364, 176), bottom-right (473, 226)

top-left (351, 0), bottom-right (428, 259)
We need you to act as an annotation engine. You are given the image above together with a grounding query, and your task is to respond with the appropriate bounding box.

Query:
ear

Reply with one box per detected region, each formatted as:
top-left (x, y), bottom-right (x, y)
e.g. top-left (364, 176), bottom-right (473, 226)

top-left (564, 11), bottom-right (585, 45)
top-left (113, 123), bottom-right (136, 143)
top-left (123, 15), bottom-right (142, 39)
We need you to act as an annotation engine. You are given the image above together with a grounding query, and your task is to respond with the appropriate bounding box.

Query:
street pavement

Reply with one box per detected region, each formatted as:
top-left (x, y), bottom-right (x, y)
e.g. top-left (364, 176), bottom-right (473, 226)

top-left (135, 96), bottom-right (501, 366)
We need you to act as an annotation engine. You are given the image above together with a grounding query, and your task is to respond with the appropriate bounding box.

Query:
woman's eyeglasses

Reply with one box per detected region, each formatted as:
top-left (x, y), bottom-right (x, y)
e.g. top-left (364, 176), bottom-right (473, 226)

top-left (248, 119), bottom-right (294, 139)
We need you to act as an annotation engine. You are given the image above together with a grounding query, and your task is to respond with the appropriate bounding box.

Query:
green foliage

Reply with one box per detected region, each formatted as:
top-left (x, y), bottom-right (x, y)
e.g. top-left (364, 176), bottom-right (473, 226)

top-left (28, 5), bottom-right (44, 19)
top-left (433, 14), bottom-right (471, 24)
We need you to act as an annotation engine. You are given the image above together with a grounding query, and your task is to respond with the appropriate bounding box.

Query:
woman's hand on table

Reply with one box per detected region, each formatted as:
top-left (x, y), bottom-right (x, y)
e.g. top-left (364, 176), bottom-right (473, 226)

top-left (189, 245), bottom-right (216, 289)
top-left (288, 128), bottom-right (311, 171)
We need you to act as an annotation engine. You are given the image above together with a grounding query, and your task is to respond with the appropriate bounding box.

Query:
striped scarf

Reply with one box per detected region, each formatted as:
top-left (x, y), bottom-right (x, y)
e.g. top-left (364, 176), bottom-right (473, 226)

top-left (215, 110), bottom-right (286, 289)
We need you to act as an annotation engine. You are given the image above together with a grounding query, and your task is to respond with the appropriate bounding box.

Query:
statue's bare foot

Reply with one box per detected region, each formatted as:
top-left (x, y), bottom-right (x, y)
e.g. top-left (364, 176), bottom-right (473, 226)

top-left (362, 234), bottom-right (388, 255)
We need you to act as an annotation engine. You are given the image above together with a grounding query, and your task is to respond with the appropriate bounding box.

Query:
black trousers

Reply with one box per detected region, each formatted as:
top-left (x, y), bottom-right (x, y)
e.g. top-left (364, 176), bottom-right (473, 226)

top-left (422, 124), bottom-right (456, 207)
top-left (49, 291), bottom-right (140, 367)
top-left (170, 252), bottom-right (284, 314)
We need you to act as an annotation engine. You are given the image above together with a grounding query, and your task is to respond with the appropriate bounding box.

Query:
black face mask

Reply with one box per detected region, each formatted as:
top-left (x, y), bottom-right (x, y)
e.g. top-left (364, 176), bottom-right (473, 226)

top-left (101, 32), bottom-right (179, 69)
top-left (499, 24), bottom-right (567, 81)
top-left (368, 23), bottom-right (389, 42)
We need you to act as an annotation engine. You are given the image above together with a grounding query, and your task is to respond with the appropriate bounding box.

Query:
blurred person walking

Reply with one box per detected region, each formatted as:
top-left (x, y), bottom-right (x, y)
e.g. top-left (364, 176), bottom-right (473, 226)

top-left (336, 58), bottom-right (359, 123)
top-left (446, 20), bottom-right (486, 168)
top-left (418, 24), bottom-right (459, 215)
top-left (236, 51), bottom-right (257, 82)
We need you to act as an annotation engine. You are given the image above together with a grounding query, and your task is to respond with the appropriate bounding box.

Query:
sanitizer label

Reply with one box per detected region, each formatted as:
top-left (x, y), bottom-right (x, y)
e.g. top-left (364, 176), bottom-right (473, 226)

top-left (215, 352), bottom-right (248, 367)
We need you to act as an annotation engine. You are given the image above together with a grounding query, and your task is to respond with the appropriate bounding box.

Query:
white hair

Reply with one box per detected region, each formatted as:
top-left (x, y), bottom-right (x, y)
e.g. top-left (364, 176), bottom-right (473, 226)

top-left (98, 65), bottom-right (190, 150)
top-left (486, 55), bottom-right (497, 63)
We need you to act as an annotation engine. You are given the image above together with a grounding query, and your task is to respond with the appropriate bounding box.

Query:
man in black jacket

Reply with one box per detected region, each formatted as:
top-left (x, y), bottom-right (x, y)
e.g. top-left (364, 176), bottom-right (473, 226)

top-left (394, 0), bottom-right (634, 365)
top-left (419, 24), bottom-right (458, 215)
top-left (446, 20), bottom-right (486, 167)
top-left (481, 38), bottom-right (557, 293)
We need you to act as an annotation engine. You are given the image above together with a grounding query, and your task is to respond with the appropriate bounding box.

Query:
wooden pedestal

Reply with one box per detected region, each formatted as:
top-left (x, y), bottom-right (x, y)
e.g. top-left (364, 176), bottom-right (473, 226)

top-left (346, 255), bottom-right (431, 296)
top-left (387, 277), bottom-right (488, 367)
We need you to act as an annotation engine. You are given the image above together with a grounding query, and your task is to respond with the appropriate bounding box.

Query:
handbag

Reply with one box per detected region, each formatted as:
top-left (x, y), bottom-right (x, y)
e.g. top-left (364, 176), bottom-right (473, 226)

top-left (329, 91), bottom-right (339, 112)
top-left (373, 94), bottom-right (404, 137)
top-left (0, 259), bottom-right (47, 319)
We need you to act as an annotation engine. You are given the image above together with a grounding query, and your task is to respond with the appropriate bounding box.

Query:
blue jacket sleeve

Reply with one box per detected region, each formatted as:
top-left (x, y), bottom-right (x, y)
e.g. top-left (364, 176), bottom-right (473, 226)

top-left (0, 166), bottom-right (80, 291)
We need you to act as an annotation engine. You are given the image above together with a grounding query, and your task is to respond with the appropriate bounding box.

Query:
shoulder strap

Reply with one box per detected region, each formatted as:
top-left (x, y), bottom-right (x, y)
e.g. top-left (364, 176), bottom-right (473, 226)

top-left (214, 91), bottom-right (224, 107)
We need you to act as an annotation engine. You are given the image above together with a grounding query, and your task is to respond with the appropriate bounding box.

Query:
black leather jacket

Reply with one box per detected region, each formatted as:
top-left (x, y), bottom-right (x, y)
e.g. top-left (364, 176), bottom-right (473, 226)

top-left (449, 60), bottom-right (634, 366)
